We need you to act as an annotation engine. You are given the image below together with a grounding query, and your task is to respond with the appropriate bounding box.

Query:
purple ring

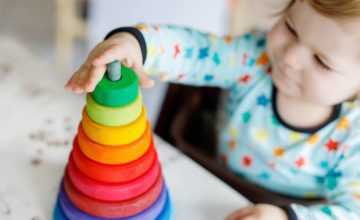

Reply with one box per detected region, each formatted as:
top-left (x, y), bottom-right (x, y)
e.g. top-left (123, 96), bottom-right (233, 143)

top-left (54, 184), bottom-right (172, 220)
top-left (59, 181), bottom-right (167, 220)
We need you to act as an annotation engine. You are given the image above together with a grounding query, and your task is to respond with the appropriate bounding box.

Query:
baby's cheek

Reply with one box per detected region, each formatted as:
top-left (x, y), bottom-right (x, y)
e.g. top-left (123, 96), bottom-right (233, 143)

top-left (266, 28), bottom-right (279, 50)
top-left (265, 32), bottom-right (278, 63)
top-left (266, 22), bottom-right (287, 59)
top-left (301, 76), bottom-right (326, 102)
top-left (303, 80), bottom-right (340, 105)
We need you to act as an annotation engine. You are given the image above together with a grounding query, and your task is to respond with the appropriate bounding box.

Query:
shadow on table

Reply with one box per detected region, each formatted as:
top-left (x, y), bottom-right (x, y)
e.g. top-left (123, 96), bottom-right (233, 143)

top-left (25, 153), bottom-right (66, 219)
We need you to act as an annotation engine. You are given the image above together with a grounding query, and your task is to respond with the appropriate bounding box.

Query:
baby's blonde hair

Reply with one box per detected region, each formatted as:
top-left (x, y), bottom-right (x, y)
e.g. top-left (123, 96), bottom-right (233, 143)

top-left (285, 0), bottom-right (360, 20)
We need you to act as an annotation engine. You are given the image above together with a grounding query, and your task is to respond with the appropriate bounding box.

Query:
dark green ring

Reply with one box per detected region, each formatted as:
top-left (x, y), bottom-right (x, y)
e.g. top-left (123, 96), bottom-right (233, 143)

top-left (91, 66), bottom-right (138, 107)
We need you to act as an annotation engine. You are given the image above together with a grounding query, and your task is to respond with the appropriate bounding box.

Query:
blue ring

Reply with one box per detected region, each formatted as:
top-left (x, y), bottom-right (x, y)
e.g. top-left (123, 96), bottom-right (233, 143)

top-left (58, 181), bottom-right (169, 219)
top-left (53, 199), bottom-right (69, 220)
top-left (156, 189), bottom-right (172, 220)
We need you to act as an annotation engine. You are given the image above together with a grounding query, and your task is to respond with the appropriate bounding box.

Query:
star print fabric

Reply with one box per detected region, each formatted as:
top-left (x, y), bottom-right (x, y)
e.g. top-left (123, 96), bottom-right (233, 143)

top-left (130, 24), bottom-right (360, 220)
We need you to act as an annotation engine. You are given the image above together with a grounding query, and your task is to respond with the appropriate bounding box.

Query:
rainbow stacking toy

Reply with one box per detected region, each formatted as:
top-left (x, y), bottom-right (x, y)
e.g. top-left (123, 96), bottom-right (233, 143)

top-left (53, 61), bottom-right (172, 220)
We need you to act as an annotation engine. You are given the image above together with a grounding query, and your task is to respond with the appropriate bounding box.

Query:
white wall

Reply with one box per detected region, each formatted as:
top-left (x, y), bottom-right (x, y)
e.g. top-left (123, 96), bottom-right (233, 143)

top-left (88, 0), bottom-right (228, 126)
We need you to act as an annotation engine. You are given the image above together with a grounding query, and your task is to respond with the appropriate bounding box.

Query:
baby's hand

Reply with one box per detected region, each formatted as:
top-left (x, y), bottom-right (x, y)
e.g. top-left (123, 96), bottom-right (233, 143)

top-left (64, 32), bottom-right (155, 94)
top-left (225, 204), bottom-right (288, 220)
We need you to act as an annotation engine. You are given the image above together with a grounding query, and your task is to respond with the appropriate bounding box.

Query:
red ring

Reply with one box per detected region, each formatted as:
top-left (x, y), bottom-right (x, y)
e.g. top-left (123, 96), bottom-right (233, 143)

top-left (71, 137), bottom-right (157, 183)
top-left (63, 171), bottom-right (164, 218)
top-left (67, 153), bottom-right (161, 201)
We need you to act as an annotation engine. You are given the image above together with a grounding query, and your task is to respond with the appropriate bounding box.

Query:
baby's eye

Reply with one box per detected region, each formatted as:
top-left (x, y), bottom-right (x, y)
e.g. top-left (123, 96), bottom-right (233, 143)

top-left (314, 55), bottom-right (330, 71)
top-left (284, 20), bottom-right (297, 37)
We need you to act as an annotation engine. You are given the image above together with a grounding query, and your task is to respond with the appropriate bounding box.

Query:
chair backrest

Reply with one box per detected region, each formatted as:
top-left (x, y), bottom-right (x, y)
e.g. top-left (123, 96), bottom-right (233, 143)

top-left (164, 84), bottom-right (327, 205)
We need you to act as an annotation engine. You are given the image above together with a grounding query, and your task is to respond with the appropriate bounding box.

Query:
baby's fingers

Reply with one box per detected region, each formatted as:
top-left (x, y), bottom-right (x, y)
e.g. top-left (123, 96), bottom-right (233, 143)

top-left (65, 66), bottom-right (88, 92)
top-left (225, 207), bottom-right (253, 220)
top-left (121, 58), bottom-right (154, 88)
top-left (64, 73), bottom-right (78, 90)
top-left (84, 65), bottom-right (107, 92)
top-left (92, 45), bottom-right (125, 67)
top-left (71, 65), bottom-right (105, 94)
top-left (132, 64), bottom-right (155, 88)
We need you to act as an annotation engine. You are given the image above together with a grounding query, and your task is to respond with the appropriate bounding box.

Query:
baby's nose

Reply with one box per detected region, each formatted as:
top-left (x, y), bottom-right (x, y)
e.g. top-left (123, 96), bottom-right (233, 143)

top-left (283, 42), bottom-right (306, 71)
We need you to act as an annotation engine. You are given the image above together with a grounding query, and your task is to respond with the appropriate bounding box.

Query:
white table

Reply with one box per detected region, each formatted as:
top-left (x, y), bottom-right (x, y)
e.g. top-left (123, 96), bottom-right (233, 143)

top-left (0, 38), bottom-right (250, 220)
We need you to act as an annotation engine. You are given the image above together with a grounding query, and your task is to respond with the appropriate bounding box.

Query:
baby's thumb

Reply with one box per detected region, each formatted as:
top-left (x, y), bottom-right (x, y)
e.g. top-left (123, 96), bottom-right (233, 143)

top-left (133, 65), bottom-right (155, 88)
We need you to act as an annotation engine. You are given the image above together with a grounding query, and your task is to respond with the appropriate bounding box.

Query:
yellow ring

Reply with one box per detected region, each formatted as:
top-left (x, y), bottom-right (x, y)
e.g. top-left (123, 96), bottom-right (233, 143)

top-left (81, 105), bottom-right (147, 146)
top-left (86, 92), bottom-right (142, 126)
top-left (77, 121), bottom-right (152, 164)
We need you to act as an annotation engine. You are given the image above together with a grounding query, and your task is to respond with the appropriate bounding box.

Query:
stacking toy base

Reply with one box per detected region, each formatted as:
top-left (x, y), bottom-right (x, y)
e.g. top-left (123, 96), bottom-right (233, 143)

top-left (53, 183), bottom-right (173, 220)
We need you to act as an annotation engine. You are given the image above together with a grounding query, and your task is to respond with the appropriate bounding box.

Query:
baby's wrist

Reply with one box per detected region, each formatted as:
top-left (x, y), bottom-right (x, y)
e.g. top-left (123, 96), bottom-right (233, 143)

top-left (107, 32), bottom-right (136, 44)
top-left (104, 27), bottom-right (147, 64)
top-left (279, 205), bottom-right (297, 220)
top-left (109, 33), bottom-right (142, 64)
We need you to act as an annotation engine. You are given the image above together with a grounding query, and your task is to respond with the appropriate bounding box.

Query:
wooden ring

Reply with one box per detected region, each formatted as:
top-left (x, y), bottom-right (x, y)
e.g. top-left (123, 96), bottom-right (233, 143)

top-left (63, 171), bottom-right (164, 218)
top-left (67, 154), bottom-right (161, 201)
top-left (77, 121), bottom-right (152, 165)
top-left (53, 198), bottom-right (69, 220)
top-left (55, 186), bottom-right (172, 220)
top-left (156, 188), bottom-right (173, 220)
top-left (59, 180), bottom-right (168, 220)
top-left (86, 92), bottom-right (142, 126)
top-left (81, 105), bottom-right (147, 146)
top-left (92, 66), bottom-right (139, 107)
top-left (72, 136), bottom-right (156, 182)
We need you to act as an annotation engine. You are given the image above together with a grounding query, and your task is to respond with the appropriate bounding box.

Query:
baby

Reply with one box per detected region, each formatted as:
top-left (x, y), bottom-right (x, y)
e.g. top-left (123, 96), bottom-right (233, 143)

top-left (65, 0), bottom-right (360, 219)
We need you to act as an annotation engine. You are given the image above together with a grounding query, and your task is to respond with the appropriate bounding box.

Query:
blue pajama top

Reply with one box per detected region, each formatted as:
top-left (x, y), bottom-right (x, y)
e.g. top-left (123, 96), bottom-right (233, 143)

top-left (107, 24), bottom-right (360, 220)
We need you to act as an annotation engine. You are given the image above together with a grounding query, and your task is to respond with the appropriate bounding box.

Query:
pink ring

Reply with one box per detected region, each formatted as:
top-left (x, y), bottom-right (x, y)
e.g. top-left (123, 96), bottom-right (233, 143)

top-left (67, 154), bottom-right (161, 201)
top-left (63, 171), bottom-right (164, 218)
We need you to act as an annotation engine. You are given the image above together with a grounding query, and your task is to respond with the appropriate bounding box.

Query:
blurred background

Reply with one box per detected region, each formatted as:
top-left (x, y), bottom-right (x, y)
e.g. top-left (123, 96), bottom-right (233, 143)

top-left (0, 0), bottom-right (287, 219)
top-left (0, 0), bottom-right (286, 125)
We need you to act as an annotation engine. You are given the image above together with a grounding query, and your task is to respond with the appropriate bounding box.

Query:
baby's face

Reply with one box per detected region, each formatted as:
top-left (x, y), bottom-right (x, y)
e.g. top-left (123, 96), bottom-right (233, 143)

top-left (266, 0), bottom-right (360, 106)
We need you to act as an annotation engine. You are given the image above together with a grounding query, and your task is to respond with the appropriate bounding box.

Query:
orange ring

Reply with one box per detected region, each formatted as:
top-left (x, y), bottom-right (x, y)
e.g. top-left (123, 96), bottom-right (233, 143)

top-left (77, 121), bottom-right (152, 165)
top-left (81, 106), bottom-right (147, 146)
top-left (72, 136), bottom-right (157, 182)
top-left (63, 171), bottom-right (164, 218)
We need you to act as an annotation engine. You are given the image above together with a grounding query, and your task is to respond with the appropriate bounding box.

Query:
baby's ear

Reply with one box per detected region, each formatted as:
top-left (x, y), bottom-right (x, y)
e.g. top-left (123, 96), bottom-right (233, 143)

top-left (354, 90), bottom-right (360, 100)
top-left (356, 87), bottom-right (360, 97)
top-left (346, 89), bottom-right (360, 102)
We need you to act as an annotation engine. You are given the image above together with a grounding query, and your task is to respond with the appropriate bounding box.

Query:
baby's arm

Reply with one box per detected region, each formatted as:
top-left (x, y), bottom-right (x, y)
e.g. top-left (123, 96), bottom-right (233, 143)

top-left (65, 24), bottom-right (270, 93)
top-left (126, 24), bottom-right (270, 89)
top-left (290, 142), bottom-right (360, 220)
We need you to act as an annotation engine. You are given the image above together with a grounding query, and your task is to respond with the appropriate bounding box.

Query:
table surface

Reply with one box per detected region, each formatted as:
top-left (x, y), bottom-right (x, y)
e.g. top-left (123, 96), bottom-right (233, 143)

top-left (0, 39), bottom-right (250, 220)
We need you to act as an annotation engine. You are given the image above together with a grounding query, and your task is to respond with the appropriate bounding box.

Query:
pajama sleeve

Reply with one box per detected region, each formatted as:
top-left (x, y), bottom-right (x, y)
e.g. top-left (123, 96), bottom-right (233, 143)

top-left (106, 24), bottom-right (271, 90)
top-left (290, 139), bottom-right (360, 220)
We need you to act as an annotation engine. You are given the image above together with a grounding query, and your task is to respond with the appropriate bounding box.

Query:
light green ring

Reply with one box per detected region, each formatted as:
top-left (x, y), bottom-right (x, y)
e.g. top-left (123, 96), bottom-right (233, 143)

top-left (86, 92), bottom-right (142, 127)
